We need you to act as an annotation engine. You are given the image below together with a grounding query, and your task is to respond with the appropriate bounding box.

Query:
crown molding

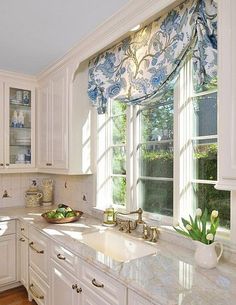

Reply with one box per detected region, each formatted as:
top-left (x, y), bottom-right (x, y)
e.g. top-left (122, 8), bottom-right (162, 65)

top-left (37, 0), bottom-right (180, 81)
top-left (0, 69), bottom-right (37, 83)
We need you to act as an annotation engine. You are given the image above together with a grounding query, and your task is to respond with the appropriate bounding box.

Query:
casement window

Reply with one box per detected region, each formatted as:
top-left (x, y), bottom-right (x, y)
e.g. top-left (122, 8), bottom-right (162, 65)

top-left (96, 60), bottom-right (231, 234)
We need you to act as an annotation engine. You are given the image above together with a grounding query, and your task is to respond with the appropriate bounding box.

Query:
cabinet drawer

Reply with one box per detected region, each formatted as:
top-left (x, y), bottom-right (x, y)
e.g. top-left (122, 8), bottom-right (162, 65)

top-left (51, 242), bottom-right (77, 274)
top-left (29, 267), bottom-right (49, 305)
top-left (78, 260), bottom-right (127, 305)
top-left (17, 220), bottom-right (29, 238)
top-left (29, 227), bottom-right (49, 283)
top-left (0, 220), bottom-right (15, 236)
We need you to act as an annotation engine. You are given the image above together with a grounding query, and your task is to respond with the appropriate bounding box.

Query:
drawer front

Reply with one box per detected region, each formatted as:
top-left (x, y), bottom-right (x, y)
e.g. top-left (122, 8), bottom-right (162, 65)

top-left (51, 242), bottom-right (77, 274)
top-left (79, 260), bottom-right (127, 305)
top-left (29, 227), bottom-right (49, 283)
top-left (29, 267), bottom-right (49, 305)
top-left (17, 220), bottom-right (29, 238)
top-left (0, 220), bottom-right (15, 236)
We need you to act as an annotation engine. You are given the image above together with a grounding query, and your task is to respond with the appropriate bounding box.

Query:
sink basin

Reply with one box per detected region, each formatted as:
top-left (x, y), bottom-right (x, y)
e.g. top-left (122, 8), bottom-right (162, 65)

top-left (80, 229), bottom-right (158, 262)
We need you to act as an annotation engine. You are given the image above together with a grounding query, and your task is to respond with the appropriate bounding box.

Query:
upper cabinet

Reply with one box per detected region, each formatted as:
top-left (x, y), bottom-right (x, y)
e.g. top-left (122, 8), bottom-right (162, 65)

top-left (38, 67), bottom-right (68, 171)
top-left (0, 77), bottom-right (36, 173)
top-left (37, 60), bottom-right (92, 174)
top-left (216, 0), bottom-right (236, 190)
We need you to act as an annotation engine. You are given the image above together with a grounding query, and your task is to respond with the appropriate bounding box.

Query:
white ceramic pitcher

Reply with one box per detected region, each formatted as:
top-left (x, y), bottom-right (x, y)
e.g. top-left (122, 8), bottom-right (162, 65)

top-left (194, 240), bottom-right (223, 269)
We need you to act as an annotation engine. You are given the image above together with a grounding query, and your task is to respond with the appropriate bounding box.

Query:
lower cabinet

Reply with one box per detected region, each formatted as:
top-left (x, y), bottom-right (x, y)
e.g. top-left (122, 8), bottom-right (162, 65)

top-left (78, 259), bottom-right (127, 305)
top-left (29, 267), bottom-right (49, 305)
top-left (50, 259), bottom-right (81, 305)
top-left (80, 284), bottom-right (111, 305)
top-left (0, 234), bottom-right (16, 287)
top-left (0, 220), bottom-right (16, 289)
top-left (18, 233), bottom-right (29, 289)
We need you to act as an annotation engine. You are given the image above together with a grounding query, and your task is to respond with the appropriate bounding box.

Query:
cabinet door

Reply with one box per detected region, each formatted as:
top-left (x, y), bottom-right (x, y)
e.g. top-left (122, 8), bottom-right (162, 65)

top-left (38, 81), bottom-right (51, 169)
top-left (216, 0), bottom-right (236, 190)
top-left (50, 260), bottom-right (80, 305)
top-left (0, 235), bottom-right (16, 286)
top-left (4, 82), bottom-right (35, 169)
top-left (19, 235), bottom-right (29, 289)
top-left (0, 80), bottom-right (4, 168)
top-left (128, 290), bottom-right (154, 305)
top-left (51, 68), bottom-right (68, 169)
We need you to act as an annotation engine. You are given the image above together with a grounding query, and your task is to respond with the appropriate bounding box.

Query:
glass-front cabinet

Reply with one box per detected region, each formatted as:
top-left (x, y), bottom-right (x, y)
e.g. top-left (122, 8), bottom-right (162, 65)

top-left (0, 82), bottom-right (35, 171)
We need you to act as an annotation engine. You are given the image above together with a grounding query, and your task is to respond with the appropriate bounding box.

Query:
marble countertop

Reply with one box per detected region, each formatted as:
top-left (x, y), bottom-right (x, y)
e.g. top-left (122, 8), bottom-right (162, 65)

top-left (1, 206), bottom-right (236, 305)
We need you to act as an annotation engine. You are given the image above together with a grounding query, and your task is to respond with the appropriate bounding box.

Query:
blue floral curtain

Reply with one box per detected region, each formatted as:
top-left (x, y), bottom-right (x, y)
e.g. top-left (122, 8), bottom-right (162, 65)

top-left (87, 0), bottom-right (217, 114)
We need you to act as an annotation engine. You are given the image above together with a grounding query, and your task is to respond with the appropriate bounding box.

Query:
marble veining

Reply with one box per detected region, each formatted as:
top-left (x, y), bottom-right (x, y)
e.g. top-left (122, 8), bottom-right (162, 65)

top-left (0, 206), bottom-right (236, 305)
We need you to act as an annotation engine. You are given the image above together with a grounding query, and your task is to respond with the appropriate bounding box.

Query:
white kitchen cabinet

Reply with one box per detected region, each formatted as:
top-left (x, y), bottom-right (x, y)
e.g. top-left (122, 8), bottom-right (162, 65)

top-left (29, 267), bottom-right (50, 305)
top-left (37, 60), bottom-right (92, 174)
top-left (0, 221), bottom-right (16, 288)
top-left (18, 234), bottom-right (29, 289)
top-left (80, 284), bottom-right (111, 305)
top-left (29, 226), bottom-right (49, 284)
top-left (38, 67), bottom-right (68, 170)
top-left (78, 259), bottom-right (127, 305)
top-left (216, 0), bottom-right (236, 190)
top-left (50, 259), bottom-right (81, 305)
top-left (0, 78), bottom-right (36, 173)
top-left (128, 290), bottom-right (155, 305)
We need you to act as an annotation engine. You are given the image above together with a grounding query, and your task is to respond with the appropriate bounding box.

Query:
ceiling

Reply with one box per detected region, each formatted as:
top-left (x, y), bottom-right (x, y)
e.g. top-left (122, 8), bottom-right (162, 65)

top-left (0, 0), bottom-right (129, 75)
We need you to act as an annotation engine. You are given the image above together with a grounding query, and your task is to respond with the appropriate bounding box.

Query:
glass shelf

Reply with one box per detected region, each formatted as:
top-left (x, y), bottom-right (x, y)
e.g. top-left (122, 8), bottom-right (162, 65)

top-left (10, 126), bottom-right (31, 129)
top-left (10, 101), bottom-right (31, 108)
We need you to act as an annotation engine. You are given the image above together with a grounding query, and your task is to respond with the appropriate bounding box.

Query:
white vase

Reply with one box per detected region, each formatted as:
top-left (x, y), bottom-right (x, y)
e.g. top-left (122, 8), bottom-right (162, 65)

top-left (193, 240), bottom-right (223, 269)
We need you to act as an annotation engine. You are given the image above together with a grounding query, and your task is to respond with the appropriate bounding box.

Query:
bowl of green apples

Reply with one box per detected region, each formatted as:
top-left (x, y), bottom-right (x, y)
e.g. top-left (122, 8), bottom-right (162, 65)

top-left (41, 204), bottom-right (83, 224)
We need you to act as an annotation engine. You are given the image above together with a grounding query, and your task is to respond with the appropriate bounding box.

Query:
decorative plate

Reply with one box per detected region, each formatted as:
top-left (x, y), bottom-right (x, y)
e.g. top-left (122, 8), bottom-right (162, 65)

top-left (41, 210), bottom-right (83, 224)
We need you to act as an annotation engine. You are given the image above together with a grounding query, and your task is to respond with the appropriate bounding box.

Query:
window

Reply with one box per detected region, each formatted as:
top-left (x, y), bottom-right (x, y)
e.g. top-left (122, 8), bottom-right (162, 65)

top-left (137, 91), bottom-right (174, 217)
top-left (96, 61), bottom-right (231, 232)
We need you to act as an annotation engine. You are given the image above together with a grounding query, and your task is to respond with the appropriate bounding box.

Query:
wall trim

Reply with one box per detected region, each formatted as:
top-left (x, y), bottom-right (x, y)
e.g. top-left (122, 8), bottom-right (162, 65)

top-left (0, 69), bottom-right (37, 83)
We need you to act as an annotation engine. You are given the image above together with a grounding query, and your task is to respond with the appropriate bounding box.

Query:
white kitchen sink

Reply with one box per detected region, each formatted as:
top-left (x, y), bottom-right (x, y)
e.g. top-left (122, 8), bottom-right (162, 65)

top-left (80, 229), bottom-right (158, 262)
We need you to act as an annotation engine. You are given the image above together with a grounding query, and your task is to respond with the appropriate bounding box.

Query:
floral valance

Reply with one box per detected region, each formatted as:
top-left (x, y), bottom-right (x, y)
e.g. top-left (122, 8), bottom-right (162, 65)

top-left (87, 0), bottom-right (217, 114)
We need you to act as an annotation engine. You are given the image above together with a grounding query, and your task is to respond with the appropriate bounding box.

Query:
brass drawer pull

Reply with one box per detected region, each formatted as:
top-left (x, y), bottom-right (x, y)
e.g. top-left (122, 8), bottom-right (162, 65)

top-left (29, 284), bottom-right (44, 300)
top-left (29, 242), bottom-right (44, 254)
top-left (21, 228), bottom-right (25, 231)
top-left (19, 237), bottom-right (25, 242)
top-left (0, 163), bottom-right (4, 166)
top-left (76, 287), bottom-right (82, 294)
top-left (92, 278), bottom-right (104, 288)
top-left (57, 253), bottom-right (66, 260)
top-left (72, 284), bottom-right (77, 290)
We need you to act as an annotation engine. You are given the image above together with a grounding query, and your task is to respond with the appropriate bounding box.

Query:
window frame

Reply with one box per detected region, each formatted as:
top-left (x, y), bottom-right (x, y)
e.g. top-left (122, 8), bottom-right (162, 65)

top-left (96, 61), bottom-right (233, 243)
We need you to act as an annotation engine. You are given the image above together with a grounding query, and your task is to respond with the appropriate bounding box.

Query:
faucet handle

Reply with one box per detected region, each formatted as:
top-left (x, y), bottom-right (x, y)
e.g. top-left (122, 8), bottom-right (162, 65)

top-left (150, 226), bottom-right (159, 243)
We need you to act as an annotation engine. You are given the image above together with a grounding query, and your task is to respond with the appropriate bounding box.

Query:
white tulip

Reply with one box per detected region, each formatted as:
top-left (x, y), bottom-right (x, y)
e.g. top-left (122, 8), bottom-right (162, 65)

top-left (206, 233), bottom-right (214, 241)
top-left (186, 224), bottom-right (192, 231)
top-left (211, 210), bottom-right (219, 218)
top-left (196, 208), bottom-right (202, 217)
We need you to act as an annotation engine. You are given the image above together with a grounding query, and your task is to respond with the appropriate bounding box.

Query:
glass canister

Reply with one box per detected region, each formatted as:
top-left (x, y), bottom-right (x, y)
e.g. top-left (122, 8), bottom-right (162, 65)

top-left (42, 179), bottom-right (53, 206)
